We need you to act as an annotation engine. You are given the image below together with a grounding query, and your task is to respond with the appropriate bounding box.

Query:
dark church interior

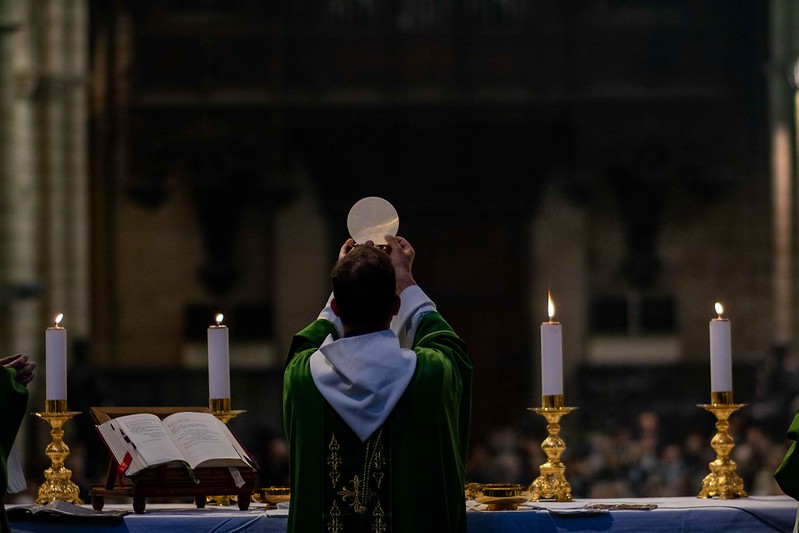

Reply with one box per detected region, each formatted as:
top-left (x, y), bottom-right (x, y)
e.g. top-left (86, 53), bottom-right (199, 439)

top-left (3, 0), bottom-right (799, 521)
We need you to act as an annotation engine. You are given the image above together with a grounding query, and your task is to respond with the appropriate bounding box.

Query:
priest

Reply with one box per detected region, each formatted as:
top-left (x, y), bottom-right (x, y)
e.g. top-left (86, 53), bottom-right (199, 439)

top-left (1, 353), bottom-right (35, 533)
top-left (283, 235), bottom-right (472, 532)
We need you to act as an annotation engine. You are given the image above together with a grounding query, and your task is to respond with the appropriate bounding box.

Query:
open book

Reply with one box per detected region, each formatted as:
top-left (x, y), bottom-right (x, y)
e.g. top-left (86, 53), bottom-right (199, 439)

top-left (96, 411), bottom-right (254, 477)
top-left (7, 501), bottom-right (129, 522)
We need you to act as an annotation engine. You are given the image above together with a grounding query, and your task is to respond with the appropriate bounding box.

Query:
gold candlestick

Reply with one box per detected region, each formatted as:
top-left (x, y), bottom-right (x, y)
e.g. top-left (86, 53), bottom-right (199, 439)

top-left (33, 400), bottom-right (83, 504)
top-left (697, 392), bottom-right (748, 499)
top-left (207, 398), bottom-right (246, 506)
top-left (209, 397), bottom-right (245, 424)
top-left (528, 394), bottom-right (577, 502)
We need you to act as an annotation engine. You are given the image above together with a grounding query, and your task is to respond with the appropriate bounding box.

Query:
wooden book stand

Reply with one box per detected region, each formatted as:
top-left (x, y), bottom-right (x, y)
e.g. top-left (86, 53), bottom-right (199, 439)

top-left (88, 406), bottom-right (256, 513)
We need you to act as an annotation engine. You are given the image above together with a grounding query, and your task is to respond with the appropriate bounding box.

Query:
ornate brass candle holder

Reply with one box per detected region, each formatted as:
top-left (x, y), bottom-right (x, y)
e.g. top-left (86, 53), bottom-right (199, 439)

top-left (33, 400), bottom-right (83, 504)
top-left (207, 398), bottom-right (246, 506)
top-left (528, 394), bottom-right (577, 502)
top-left (697, 391), bottom-right (748, 499)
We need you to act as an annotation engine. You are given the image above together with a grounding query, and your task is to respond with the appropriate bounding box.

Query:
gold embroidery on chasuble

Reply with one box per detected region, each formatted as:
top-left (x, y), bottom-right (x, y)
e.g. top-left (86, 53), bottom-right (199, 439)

top-left (328, 435), bottom-right (342, 487)
top-left (338, 475), bottom-right (373, 514)
top-left (327, 500), bottom-right (342, 533)
top-left (324, 425), bottom-right (390, 531)
top-left (372, 501), bottom-right (387, 533)
top-left (370, 437), bottom-right (386, 490)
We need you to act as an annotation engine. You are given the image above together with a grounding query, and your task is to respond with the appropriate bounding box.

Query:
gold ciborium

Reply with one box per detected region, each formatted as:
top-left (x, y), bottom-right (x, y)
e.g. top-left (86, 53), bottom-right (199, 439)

top-left (697, 391), bottom-right (748, 499)
top-left (528, 394), bottom-right (576, 502)
top-left (206, 397), bottom-right (246, 506)
top-left (33, 399), bottom-right (83, 504)
top-left (474, 483), bottom-right (530, 511)
top-left (252, 486), bottom-right (291, 508)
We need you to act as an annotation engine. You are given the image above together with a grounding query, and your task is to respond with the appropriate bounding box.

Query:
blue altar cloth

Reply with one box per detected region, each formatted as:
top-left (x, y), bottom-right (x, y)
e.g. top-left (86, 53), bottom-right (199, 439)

top-left (469, 496), bottom-right (797, 532)
top-left (9, 496), bottom-right (797, 532)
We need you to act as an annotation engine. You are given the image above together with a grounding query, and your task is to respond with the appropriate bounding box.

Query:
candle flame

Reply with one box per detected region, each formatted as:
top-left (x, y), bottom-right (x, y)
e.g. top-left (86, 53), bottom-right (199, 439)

top-left (714, 302), bottom-right (724, 318)
top-left (547, 291), bottom-right (555, 321)
top-left (215, 313), bottom-right (224, 325)
top-left (54, 313), bottom-right (63, 326)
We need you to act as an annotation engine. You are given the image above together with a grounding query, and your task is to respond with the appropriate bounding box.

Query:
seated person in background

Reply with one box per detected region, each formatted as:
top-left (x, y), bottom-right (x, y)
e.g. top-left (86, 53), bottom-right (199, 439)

top-left (283, 235), bottom-right (472, 532)
top-left (1, 353), bottom-right (35, 533)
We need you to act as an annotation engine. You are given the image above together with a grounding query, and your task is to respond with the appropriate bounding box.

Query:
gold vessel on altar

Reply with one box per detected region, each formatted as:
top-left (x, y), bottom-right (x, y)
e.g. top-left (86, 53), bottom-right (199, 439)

top-left (473, 483), bottom-right (530, 511)
top-left (253, 486), bottom-right (291, 506)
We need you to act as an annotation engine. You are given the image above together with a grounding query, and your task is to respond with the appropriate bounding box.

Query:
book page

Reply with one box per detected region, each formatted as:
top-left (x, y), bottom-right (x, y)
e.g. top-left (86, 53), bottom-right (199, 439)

top-left (163, 412), bottom-right (245, 469)
top-left (115, 413), bottom-right (184, 470)
top-left (96, 421), bottom-right (136, 469)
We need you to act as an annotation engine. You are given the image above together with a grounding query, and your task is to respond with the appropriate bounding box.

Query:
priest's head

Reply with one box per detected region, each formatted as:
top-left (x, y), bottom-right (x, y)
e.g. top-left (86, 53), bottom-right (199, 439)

top-left (330, 242), bottom-right (400, 336)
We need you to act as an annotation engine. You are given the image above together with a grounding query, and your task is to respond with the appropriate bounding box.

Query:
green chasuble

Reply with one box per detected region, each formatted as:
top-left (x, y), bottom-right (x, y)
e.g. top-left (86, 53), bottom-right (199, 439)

top-left (1, 366), bottom-right (29, 533)
top-left (775, 409), bottom-right (799, 500)
top-left (284, 312), bottom-right (472, 533)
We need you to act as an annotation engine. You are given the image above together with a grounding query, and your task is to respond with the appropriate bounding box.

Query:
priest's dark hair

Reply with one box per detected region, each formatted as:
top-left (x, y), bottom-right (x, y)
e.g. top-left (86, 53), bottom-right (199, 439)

top-left (331, 245), bottom-right (396, 331)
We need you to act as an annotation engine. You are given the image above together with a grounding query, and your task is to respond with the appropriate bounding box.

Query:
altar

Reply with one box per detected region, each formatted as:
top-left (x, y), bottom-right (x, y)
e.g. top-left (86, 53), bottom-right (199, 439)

top-left (9, 496), bottom-right (797, 533)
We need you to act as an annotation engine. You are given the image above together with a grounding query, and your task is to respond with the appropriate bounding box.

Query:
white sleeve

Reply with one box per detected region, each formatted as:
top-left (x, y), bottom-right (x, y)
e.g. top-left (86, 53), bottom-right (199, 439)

top-left (391, 285), bottom-right (436, 348)
top-left (6, 438), bottom-right (26, 494)
top-left (318, 293), bottom-right (344, 338)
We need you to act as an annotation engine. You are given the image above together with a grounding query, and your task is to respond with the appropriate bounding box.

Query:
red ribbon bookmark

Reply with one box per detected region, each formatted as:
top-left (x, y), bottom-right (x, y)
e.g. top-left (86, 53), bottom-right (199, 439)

top-left (118, 451), bottom-right (133, 484)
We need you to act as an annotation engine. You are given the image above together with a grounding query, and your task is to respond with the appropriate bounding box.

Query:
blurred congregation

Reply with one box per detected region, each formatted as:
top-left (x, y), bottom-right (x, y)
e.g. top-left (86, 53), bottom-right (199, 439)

top-left (4, 0), bottom-right (799, 508)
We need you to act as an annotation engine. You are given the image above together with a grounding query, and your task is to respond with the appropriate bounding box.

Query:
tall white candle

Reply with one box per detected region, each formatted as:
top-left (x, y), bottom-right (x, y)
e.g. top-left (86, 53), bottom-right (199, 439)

top-left (45, 313), bottom-right (67, 401)
top-left (208, 313), bottom-right (230, 399)
top-left (540, 293), bottom-right (563, 396)
top-left (709, 302), bottom-right (732, 392)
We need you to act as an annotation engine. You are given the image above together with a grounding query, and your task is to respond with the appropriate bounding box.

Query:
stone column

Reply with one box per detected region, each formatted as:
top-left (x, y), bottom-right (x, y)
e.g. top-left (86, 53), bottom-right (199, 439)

top-left (0, 0), bottom-right (42, 358)
top-left (791, 2), bottom-right (799, 355)
top-left (63, 0), bottom-right (90, 340)
top-left (0, 0), bottom-right (17, 351)
top-left (768, 0), bottom-right (795, 349)
top-left (40, 0), bottom-right (69, 320)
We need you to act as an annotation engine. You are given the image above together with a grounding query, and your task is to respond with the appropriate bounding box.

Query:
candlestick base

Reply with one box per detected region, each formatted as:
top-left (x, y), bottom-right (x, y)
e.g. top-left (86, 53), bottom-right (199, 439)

top-left (527, 405), bottom-right (577, 502)
top-left (209, 398), bottom-right (245, 424)
top-left (697, 402), bottom-right (748, 499)
top-left (33, 406), bottom-right (84, 505)
top-left (207, 399), bottom-right (246, 506)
